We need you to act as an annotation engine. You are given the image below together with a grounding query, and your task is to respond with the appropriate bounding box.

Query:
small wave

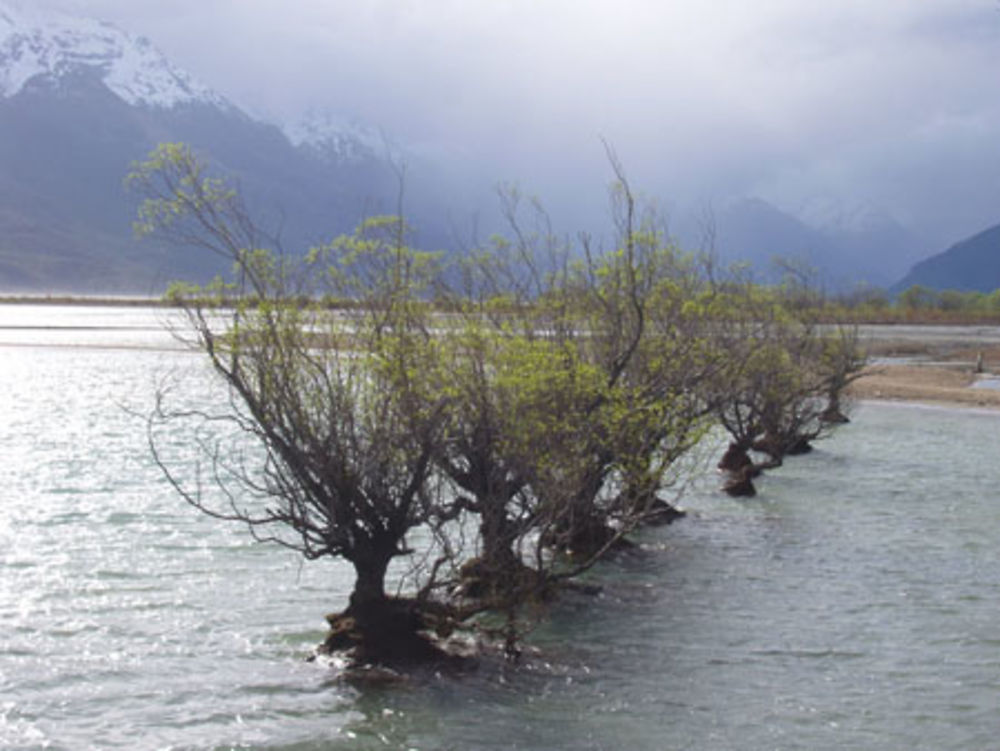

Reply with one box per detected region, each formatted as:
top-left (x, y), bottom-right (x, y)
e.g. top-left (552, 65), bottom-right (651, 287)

top-left (750, 648), bottom-right (868, 660)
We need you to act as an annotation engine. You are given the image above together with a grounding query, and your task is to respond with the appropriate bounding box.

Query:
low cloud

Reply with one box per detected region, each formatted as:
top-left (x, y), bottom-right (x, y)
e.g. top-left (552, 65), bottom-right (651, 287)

top-left (36, 0), bottom-right (1000, 247)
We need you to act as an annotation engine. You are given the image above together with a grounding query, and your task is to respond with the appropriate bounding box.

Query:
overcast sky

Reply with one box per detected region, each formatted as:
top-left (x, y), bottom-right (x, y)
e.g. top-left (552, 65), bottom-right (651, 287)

top-left (32, 0), bottom-right (1000, 248)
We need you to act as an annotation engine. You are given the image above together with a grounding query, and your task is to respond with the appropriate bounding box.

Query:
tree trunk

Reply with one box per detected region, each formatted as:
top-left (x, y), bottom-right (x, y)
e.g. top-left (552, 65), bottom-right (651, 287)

top-left (348, 553), bottom-right (393, 627)
top-left (751, 433), bottom-right (785, 459)
top-left (480, 498), bottom-right (519, 572)
top-left (820, 395), bottom-right (850, 424)
top-left (718, 441), bottom-right (753, 472)
top-left (618, 480), bottom-right (685, 527)
top-left (541, 462), bottom-right (628, 559)
top-left (322, 550), bottom-right (441, 664)
top-left (543, 507), bottom-right (632, 559)
top-left (784, 436), bottom-right (814, 455)
top-left (643, 498), bottom-right (686, 526)
top-left (462, 498), bottom-right (526, 600)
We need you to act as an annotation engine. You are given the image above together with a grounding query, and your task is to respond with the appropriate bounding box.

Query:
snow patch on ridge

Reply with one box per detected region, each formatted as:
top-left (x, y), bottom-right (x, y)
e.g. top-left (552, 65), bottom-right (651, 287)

top-left (794, 194), bottom-right (900, 235)
top-left (284, 110), bottom-right (386, 164)
top-left (0, 0), bottom-right (228, 109)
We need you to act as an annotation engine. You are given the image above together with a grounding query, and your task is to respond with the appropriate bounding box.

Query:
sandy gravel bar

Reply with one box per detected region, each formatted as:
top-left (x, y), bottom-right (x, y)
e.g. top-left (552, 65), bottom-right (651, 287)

top-left (849, 364), bottom-right (1000, 409)
top-left (840, 325), bottom-right (1000, 409)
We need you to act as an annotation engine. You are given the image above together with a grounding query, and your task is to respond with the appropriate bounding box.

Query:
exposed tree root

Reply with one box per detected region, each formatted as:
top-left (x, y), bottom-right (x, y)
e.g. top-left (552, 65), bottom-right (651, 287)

top-left (722, 465), bottom-right (757, 497)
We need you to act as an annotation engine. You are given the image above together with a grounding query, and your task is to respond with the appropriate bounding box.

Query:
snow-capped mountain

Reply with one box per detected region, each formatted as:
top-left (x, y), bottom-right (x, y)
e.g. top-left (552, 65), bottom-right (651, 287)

top-left (0, 1), bottom-right (408, 292)
top-left (0, 0), bottom-right (228, 109)
top-left (1, 0), bottom-right (393, 164)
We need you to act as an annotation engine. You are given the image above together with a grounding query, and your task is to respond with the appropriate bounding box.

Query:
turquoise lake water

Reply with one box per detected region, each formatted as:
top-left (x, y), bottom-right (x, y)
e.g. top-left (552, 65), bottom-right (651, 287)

top-left (2, 306), bottom-right (999, 749)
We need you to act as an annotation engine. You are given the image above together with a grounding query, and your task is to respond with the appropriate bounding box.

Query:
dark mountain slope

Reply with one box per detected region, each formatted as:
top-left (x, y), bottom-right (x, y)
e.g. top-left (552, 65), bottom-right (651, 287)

top-left (893, 223), bottom-right (1000, 293)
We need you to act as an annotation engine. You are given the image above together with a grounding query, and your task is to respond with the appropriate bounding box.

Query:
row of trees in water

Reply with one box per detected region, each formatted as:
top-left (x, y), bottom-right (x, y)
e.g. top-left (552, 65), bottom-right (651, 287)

top-left (131, 144), bottom-right (865, 665)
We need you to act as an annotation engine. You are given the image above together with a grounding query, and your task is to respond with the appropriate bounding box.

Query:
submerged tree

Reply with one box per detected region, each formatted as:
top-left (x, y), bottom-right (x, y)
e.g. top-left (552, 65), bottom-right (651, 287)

top-left (131, 144), bottom-right (458, 662)
top-left (427, 204), bottom-right (569, 605)
top-left (704, 277), bottom-right (865, 497)
top-left (512, 162), bottom-right (718, 559)
top-left (816, 324), bottom-right (867, 424)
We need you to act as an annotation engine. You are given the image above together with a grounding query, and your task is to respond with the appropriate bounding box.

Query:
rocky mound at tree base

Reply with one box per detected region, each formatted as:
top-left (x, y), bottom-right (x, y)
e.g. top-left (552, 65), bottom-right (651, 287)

top-left (317, 597), bottom-right (472, 667)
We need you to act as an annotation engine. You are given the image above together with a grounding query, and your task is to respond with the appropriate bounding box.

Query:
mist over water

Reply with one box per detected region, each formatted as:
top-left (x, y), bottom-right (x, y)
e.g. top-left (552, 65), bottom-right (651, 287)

top-left (2, 307), bottom-right (1000, 749)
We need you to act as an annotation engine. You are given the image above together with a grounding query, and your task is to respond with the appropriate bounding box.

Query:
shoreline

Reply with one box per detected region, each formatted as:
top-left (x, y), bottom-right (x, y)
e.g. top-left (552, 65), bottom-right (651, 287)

top-left (0, 295), bottom-right (172, 307)
top-left (4, 298), bottom-right (999, 411)
top-left (4, 296), bottom-right (1000, 324)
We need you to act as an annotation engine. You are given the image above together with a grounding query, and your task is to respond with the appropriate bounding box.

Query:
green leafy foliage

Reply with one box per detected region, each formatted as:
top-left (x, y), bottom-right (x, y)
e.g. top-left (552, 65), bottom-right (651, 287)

top-left (131, 141), bottom-right (862, 658)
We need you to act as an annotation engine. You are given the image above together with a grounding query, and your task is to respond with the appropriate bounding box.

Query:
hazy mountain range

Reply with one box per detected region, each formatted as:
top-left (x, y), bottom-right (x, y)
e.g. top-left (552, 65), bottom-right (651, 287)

top-left (0, 1), bottom-right (992, 294)
top-left (691, 196), bottom-right (925, 290)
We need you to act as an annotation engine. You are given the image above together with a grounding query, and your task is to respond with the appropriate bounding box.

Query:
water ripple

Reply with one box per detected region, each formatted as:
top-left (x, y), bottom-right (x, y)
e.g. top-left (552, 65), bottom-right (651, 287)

top-left (3, 336), bottom-right (1000, 748)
